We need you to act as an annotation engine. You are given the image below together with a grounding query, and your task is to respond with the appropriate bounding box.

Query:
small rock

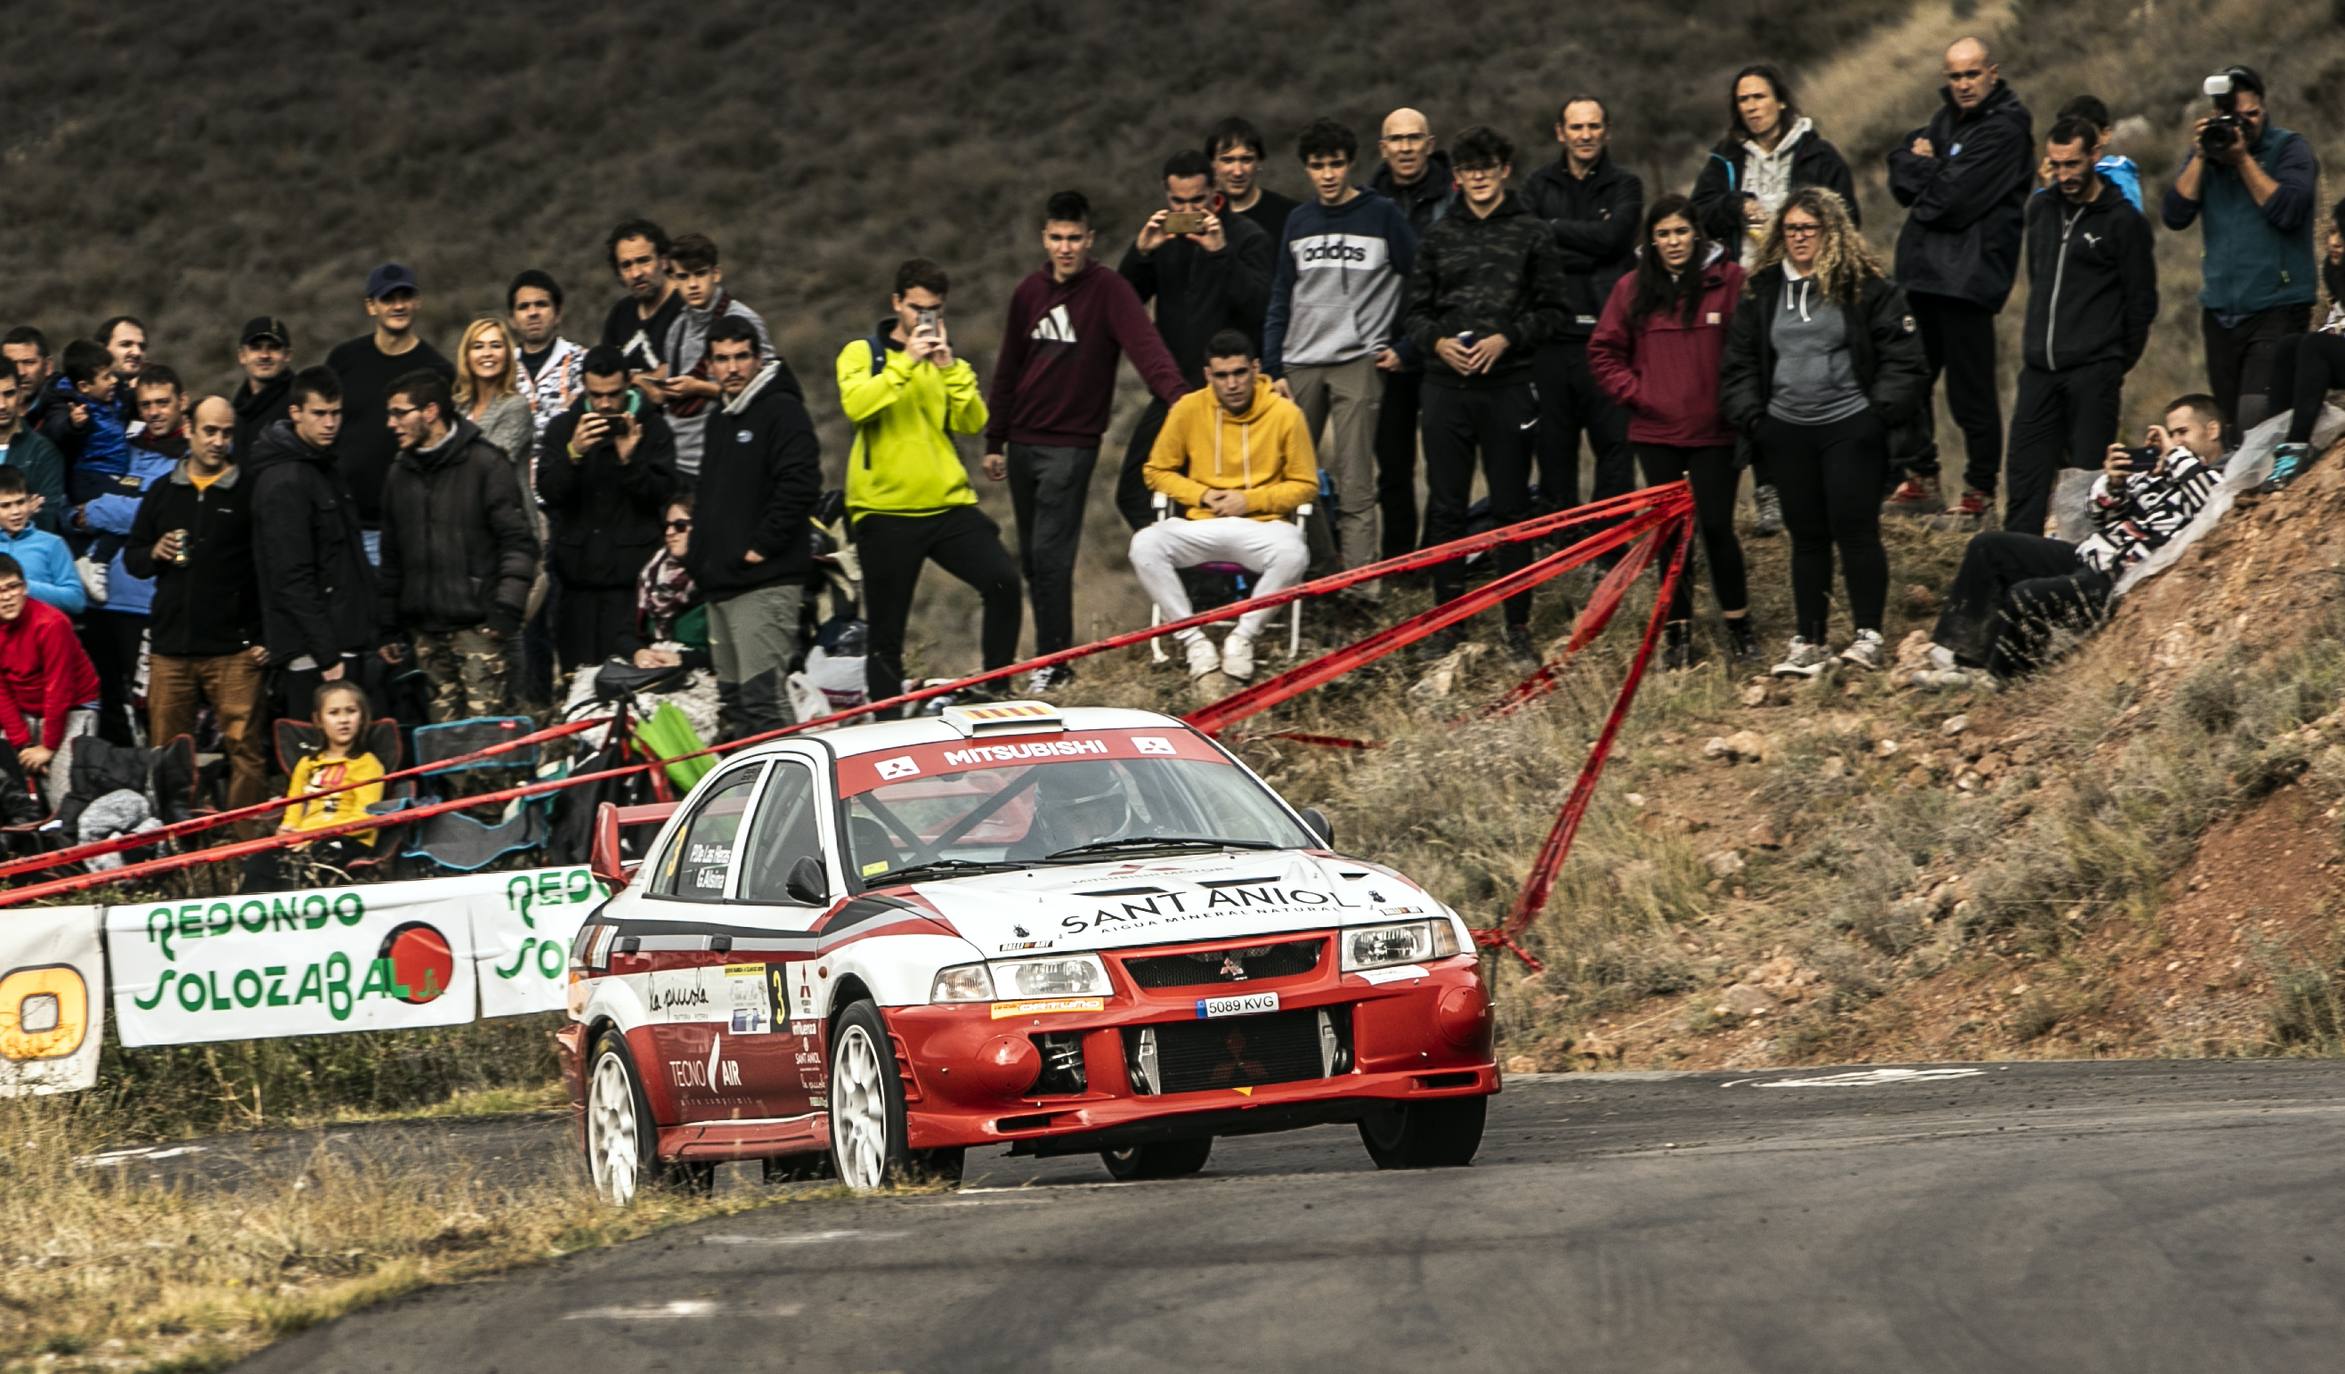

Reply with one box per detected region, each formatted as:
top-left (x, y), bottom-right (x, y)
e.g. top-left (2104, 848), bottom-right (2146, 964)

top-left (1717, 983), bottom-right (1777, 1017)
top-left (1875, 738), bottom-right (1901, 758)
top-left (1706, 730), bottom-right (1771, 763)
top-left (1504, 1054), bottom-right (1539, 1075)
top-left (1746, 818), bottom-right (1784, 849)
top-left (1702, 735), bottom-right (1733, 760)
top-left (1942, 714), bottom-right (1971, 736)
top-left (1975, 752), bottom-right (2006, 777)
top-left (1623, 792), bottom-right (1647, 807)
top-left (1574, 1036), bottom-right (1619, 1062)
top-left (1739, 683), bottom-right (1770, 707)
top-left (1820, 754), bottom-right (1848, 779)
top-left (1703, 848), bottom-right (1746, 878)
top-left (1904, 764), bottom-right (1933, 788)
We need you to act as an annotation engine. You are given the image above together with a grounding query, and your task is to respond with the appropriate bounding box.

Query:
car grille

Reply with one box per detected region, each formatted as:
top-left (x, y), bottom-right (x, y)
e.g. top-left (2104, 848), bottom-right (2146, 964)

top-left (1125, 1008), bottom-right (1344, 1094)
top-left (1122, 938), bottom-right (1324, 990)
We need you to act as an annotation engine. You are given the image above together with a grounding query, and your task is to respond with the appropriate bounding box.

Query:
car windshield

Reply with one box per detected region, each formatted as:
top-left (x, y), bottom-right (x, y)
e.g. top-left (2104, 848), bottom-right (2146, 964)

top-left (839, 732), bottom-right (1315, 883)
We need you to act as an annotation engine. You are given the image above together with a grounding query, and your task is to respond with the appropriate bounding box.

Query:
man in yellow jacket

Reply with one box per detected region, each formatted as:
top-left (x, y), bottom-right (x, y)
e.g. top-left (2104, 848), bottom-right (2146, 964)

top-left (838, 259), bottom-right (1023, 716)
top-left (1132, 329), bottom-right (1318, 681)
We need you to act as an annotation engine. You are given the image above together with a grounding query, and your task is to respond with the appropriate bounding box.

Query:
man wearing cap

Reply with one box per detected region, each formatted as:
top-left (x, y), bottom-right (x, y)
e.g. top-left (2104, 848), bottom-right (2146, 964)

top-left (325, 263), bottom-right (455, 565)
top-left (509, 269), bottom-right (587, 441)
top-left (231, 317), bottom-right (294, 454)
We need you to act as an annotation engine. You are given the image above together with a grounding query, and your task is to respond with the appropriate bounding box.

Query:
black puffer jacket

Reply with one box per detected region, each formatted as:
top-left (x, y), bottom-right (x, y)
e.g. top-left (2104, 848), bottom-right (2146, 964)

top-left (1519, 151), bottom-right (1645, 334)
top-left (687, 360), bottom-right (822, 598)
top-left (231, 374), bottom-right (292, 457)
top-left (245, 419), bottom-right (377, 665)
top-left (1718, 265), bottom-right (1931, 432)
top-left (536, 403), bottom-right (678, 589)
top-left (377, 417), bottom-right (540, 635)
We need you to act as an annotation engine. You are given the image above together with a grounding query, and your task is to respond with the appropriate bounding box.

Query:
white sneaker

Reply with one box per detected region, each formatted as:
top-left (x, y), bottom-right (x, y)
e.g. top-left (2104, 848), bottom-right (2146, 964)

top-left (1026, 664), bottom-right (1075, 694)
top-left (1839, 629), bottom-right (1886, 671)
top-left (1771, 636), bottom-right (1831, 678)
top-left (1911, 667), bottom-right (2002, 693)
top-left (1221, 632), bottom-right (1258, 681)
top-left (1183, 635), bottom-right (1221, 680)
top-left (1925, 643), bottom-right (1958, 672)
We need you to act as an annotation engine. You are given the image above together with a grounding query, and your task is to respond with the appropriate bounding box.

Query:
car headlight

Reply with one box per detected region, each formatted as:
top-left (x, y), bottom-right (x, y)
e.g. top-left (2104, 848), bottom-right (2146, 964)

top-left (1340, 919), bottom-right (1461, 971)
top-left (930, 963), bottom-right (995, 1003)
top-left (989, 953), bottom-right (1110, 999)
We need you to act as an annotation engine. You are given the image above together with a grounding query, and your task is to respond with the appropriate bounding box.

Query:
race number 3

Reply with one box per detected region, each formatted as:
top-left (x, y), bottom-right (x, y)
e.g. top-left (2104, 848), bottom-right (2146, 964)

top-left (0, 965), bottom-right (90, 1061)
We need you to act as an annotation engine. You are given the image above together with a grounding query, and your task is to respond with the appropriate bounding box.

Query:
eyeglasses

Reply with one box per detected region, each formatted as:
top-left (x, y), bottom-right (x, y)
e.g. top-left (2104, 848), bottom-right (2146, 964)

top-left (1781, 223), bottom-right (1822, 239)
top-left (666, 518), bottom-right (693, 532)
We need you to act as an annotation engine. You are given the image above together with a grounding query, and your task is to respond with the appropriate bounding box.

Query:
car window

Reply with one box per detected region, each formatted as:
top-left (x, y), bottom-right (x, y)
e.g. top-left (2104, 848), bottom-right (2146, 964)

top-left (738, 761), bottom-right (826, 905)
top-left (655, 765), bottom-right (763, 899)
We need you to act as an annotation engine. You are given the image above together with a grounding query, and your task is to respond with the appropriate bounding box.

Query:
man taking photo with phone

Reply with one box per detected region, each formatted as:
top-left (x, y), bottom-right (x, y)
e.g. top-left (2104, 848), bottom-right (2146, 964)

top-left (537, 346), bottom-right (678, 672)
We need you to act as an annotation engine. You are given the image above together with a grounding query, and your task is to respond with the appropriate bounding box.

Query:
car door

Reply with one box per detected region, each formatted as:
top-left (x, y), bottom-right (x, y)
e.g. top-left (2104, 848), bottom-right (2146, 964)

top-left (728, 757), bottom-right (836, 1119)
top-left (637, 762), bottom-right (766, 1122)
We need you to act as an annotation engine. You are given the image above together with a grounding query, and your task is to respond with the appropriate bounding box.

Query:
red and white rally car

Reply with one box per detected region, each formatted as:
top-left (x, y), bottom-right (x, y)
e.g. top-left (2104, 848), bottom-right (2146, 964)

top-left (559, 702), bottom-right (1496, 1203)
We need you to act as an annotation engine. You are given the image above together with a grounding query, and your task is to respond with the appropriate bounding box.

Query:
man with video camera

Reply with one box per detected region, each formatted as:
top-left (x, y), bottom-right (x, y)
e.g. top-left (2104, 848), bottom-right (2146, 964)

top-left (2161, 65), bottom-right (2320, 439)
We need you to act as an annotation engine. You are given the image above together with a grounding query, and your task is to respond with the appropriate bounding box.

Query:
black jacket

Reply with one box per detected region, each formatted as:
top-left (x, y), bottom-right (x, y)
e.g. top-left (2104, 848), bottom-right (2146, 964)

top-left (1519, 151), bottom-right (1644, 334)
top-left (1400, 193), bottom-right (1573, 388)
top-left (1688, 126), bottom-right (1862, 246)
top-left (1886, 81), bottom-right (2034, 309)
top-left (1370, 150), bottom-right (1459, 235)
top-left (231, 374), bottom-right (292, 457)
top-left (536, 403), bottom-right (678, 589)
top-left (245, 419), bottom-right (378, 666)
top-left (2020, 180), bottom-right (2159, 372)
top-left (1117, 207), bottom-right (1274, 383)
top-left (123, 462), bottom-right (263, 658)
top-left (1718, 265), bottom-right (1932, 433)
top-left (686, 360), bottom-right (822, 598)
top-left (378, 417), bottom-right (540, 635)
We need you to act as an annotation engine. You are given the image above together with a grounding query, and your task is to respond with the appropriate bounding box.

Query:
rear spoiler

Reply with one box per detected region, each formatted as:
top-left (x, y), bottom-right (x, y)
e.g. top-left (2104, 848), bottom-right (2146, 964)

top-left (591, 801), bottom-right (680, 891)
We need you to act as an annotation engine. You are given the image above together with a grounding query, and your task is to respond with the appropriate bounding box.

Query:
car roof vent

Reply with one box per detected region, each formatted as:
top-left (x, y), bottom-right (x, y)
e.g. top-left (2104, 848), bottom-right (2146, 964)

top-left (939, 701), bottom-right (1067, 738)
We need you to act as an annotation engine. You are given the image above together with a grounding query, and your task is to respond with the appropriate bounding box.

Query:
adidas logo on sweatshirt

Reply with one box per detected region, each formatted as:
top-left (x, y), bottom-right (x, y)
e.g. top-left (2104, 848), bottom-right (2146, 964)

top-left (1029, 304), bottom-right (1077, 343)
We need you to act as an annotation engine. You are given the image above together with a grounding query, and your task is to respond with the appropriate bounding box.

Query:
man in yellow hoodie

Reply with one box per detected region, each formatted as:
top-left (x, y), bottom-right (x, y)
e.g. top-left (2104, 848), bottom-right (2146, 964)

top-left (1132, 329), bottom-right (1318, 681)
top-left (838, 259), bottom-right (1023, 716)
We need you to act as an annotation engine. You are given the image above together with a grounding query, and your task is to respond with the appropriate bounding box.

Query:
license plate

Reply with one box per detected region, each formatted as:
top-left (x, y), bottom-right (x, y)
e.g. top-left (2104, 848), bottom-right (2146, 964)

top-left (1195, 991), bottom-right (1279, 1019)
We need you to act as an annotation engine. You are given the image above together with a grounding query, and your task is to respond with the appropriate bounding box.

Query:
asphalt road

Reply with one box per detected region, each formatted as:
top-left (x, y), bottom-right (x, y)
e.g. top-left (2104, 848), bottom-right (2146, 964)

top-left (224, 1059), bottom-right (2345, 1373)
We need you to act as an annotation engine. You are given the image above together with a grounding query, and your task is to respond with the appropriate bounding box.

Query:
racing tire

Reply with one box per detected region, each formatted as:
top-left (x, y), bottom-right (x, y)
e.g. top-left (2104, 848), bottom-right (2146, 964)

top-left (1358, 1095), bottom-right (1487, 1170)
top-left (1099, 1137), bottom-right (1213, 1181)
top-left (827, 1000), bottom-right (964, 1192)
top-left (585, 1030), bottom-right (715, 1204)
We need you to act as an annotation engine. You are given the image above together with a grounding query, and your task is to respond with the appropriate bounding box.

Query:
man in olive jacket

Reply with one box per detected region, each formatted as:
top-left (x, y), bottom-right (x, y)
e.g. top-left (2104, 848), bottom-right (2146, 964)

top-left (377, 370), bottom-right (540, 721)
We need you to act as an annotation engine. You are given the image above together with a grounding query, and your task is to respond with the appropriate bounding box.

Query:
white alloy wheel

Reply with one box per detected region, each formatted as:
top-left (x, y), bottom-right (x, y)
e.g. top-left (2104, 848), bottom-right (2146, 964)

top-left (587, 1044), bottom-right (644, 1205)
top-left (831, 1020), bottom-right (892, 1191)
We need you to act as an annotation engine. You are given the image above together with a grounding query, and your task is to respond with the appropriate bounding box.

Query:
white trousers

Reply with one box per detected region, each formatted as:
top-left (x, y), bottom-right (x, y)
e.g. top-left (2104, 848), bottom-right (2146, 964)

top-left (1128, 517), bottom-right (1309, 640)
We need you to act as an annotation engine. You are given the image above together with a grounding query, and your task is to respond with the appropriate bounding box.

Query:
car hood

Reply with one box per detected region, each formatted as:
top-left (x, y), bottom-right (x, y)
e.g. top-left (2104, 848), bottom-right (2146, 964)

top-left (904, 850), bottom-right (1443, 955)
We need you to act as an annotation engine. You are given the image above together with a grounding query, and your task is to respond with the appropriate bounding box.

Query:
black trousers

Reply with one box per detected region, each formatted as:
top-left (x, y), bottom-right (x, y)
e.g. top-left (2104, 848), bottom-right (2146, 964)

top-left (856, 506), bottom-right (1023, 711)
top-left (2003, 360), bottom-right (2124, 537)
top-left (1906, 292), bottom-right (2003, 494)
top-left (1531, 336), bottom-right (1632, 511)
top-left (1005, 442), bottom-right (1098, 655)
top-left (1114, 397), bottom-right (1172, 533)
top-left (2266, 330), bottom-right (2345, 446)
top-left (554, 585), bottom-right (638, 675)
top-left (1374, 367), bottom-right (1424, 557)
top-left (1931, 531), bottom-right (2113, 679)
top-left (1634, 444), bottom-right (1747, 623)
top-left (1421, 381), bottom-right (1537, 627)
top-left (2205, 303), bottom-right (2313, 436)
top-left (82, 609), bottom-right (147, 746)
top-left (1759, 410), bottom-right (1889, 641)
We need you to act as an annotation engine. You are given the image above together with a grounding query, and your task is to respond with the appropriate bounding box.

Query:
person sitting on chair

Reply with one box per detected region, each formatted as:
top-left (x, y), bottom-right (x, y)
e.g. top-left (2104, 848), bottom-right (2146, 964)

top-left (242, 680), bottom-right (386, 890)
top-left (1130, 329), bottom-right (1317, 683)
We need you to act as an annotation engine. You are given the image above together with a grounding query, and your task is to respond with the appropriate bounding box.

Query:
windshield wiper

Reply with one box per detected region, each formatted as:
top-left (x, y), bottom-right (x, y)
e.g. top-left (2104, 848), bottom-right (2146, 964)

top-left (1044, 836), bottom-right (1284, 862)
top-left (867, 857), bottom-right (1022, 885)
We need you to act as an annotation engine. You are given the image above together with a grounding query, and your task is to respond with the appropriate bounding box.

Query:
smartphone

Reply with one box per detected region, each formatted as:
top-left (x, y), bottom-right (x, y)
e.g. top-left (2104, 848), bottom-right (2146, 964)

top-left (1162, 210), bottom-right (1207, 235)
top-left (914, 307), bottom-right (941, 335)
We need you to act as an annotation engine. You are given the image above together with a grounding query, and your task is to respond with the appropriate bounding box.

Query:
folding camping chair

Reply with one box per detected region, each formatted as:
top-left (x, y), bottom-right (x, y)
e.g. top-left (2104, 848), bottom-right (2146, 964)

top-left (400, 716), bottom-right (556, 873)
top-left (1145, 491), bottom-right (1313, 664)
top-left (270, 716), bottom-right (414, 878)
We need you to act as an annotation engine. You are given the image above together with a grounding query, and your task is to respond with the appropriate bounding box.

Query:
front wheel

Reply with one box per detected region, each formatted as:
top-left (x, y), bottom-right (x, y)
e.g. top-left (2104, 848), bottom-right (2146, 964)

top-left (585, 1030), bottom-right (713, 1204)
top-left (1358, 1095), bottom-right (1487, 1169)
top-left (827, 1000), bottom-right (963, 1192)
top-left (1099, 1137), bottom-right (1213, 1181)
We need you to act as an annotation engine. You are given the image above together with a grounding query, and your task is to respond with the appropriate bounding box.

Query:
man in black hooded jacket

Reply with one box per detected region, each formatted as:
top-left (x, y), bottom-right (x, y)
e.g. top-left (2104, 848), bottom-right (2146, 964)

top-left (246, 367), bottom-right (378, 718)
top-left (537, 346), bottom-right (678, 671)
top-left (1368, 107), bottom-right (1457, 556)
top-left (376, 370), bottom-right (539, 720)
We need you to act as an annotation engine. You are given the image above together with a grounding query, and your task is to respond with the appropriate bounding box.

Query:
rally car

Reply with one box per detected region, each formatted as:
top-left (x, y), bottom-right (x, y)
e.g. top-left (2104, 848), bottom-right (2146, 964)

top-left (560, 702), bottom-right (1497, 1203)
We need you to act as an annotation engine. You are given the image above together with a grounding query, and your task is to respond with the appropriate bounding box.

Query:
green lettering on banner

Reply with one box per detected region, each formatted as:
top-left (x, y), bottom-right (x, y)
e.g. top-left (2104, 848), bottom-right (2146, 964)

top-left (232, 968), bottom-right (264, 1009)
top-left (268, 895), bottom-right (302, 933)
top-left (177, 904), bottom-right (201, 947)
top-left (333, 893), bottom-right (364, 927)
top-left (264, 965), bottom-right (290, 1007)
top-left (134, 970), bottom-right (173, 1011)
top-left (357, 957), bottom-right (403, 1003)
top-left (236, 900), bottom-right (268, 935)
top-left (204, 902), bottom-right (234, 940)
top-left (295, 962), bottom-right (324, 1007)
top-left (302, 894), bottom-right (330, 929)
top-left (146, 907), bottom-right (175, 960)
top-left (538, 938), bottom-right (564, 980)
top-left (175, 971), bottom-right (207, 1013)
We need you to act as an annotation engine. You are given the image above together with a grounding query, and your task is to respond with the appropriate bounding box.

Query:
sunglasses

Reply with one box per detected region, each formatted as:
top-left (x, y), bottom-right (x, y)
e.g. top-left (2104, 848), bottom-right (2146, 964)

top-left (666, 518), bottom-right (693, 532)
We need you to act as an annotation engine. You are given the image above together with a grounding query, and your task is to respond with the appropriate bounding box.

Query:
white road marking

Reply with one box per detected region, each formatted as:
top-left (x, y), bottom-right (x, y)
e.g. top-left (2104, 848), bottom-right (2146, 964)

top-left (563, 1299), bottom-right (802, 1321)
top-left (699, 1230), bottom-right (904, 1246)
top-left (1755, 1068), bottom-right (1987, 1089)
top-left (74, 1144), bottom-right (209, 1168)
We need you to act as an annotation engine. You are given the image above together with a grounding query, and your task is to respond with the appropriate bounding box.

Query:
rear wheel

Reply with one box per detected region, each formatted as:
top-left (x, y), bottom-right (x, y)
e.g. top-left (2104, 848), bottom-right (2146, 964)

top-left (827, 1000), bottom-right (963, 1191)
top-left (1358, 1095), bottom-right (1487, 1169)
top-left (585, 1030), bottom-right (714, 1204)
top-left (1099, 1137), bottom-right (1214, 1181)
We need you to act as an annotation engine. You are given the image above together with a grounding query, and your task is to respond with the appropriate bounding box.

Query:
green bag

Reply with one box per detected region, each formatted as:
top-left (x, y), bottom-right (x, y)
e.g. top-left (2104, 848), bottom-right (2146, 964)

top-left (632, 701), bottom-right (714, 791)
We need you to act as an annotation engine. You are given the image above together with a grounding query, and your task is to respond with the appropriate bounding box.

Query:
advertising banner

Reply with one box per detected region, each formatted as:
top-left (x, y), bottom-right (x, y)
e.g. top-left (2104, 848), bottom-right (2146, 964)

top-left (467, 866), bottom-right (609, 1019)
top-left (0, 905), bottom-right (106, 1096)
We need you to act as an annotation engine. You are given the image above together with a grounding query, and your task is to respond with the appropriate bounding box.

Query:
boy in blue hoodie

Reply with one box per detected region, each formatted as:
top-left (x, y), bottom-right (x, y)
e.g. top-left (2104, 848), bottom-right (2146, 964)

top-left (0, 468), bottom-right (82, 614)
top-left (54, 339), bottom-right (129, 486)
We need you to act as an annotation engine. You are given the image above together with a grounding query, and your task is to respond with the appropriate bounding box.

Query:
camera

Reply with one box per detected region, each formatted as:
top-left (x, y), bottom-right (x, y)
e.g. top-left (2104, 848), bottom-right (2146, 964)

top-left (2118, 445), bottom-right (2160, 472)
top-left (2199, 72), bottom-right (2244, 154)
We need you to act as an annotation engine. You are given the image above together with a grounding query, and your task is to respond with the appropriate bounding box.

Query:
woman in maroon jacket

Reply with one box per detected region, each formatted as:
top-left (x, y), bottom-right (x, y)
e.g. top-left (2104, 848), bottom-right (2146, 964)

top-left (1590, 194), bottom-right (1753, 668)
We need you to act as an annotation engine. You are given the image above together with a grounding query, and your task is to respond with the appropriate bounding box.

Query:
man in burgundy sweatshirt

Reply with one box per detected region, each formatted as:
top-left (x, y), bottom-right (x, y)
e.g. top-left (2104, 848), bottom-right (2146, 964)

top-left (984, 190), bottom-right (1188, 689)
top-left (0, 551), bottom-right (101, 814)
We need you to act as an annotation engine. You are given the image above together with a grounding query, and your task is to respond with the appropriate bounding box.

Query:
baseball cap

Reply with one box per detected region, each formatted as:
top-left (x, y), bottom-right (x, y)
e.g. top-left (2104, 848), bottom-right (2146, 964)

top-left (364, 263), bottom-right (420, 299)
top-left (240, 316), bottom-right (291, 347)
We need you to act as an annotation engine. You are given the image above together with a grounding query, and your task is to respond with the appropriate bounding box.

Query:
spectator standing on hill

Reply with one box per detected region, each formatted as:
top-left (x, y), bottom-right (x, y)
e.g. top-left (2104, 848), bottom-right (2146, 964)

top-left (2002, 118), bottom-right (2159, 537)
top-left (73, 371), bottom-right (178, 745)
top-left (375, 370), bottom-right (539, 721)
top-left (1133, 331), bottom-right (1317, 683)
top-left (653, 234), bottom-right (772, 479)
top-left (510, 270), bottom-right (586, 441)
top-left (2162, 64), bottom-right (2321, 440)
top-left (839, 259), bottom-right (1021, 715)
top-left (1720, 187), bottom-right (1929, 678)
top-left (451, 317), bottom-right (537, 494)
top-left (1590, 194), bottom-right (1755, 669)
top-left (248, 368), bottom-right (377, 717)
top-left (0, 369), bottom-right (66, 533)
top-left (326, 264), bottom-right (456, 564)
top-left (1206, 118), bottom-right (1301, 245)
top-left (5, 328), bottom-right (74, 459)
top-left (1113, 149), bottom-right (1273, 531)
top-left (131, 365), bottom-right (188, 459)
top-left (1368, 106), bottom-right (1456, 558)
top-left (1263, 119), bottom-right (1417, 608)
top-left (1883, 36), bottom-right (2034, 518)
top-left (0, 551), bottom-right (100, 804)
top-left (1916, 396), bottom-right (2225, 689)
top-left (1522, 95), bottom-right (1641, 518)
top-left (0, 468), bottom-right (79, 614)
top-left (2035, 95), bottom-right (2141, 211)
top-left (231, 317), bottom-right (294, 455)
top-left (124, 395), bottom-right (267, 815)
top-left (686, 318), bottom-right (821, 738)
top-left (600, 219), bottom-right (685, 382)
top-left (1402, 125), bottom-right (1570, 665)
top-left (984, 190), bottom-right (1187, 691)
top-left (99, 316), bottom-right (147, 405)
top-left (538, 346), bottom-right (678, 671)
top-left (2254, 195), bottom-right (2345, 492)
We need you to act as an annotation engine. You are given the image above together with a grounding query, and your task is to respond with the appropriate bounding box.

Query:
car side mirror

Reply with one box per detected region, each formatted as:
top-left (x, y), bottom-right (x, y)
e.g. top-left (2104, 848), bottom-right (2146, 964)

top-left (785, 855), bottom-right (830, 905)
top-left (1299, 808), bottom-right (1334, 848)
